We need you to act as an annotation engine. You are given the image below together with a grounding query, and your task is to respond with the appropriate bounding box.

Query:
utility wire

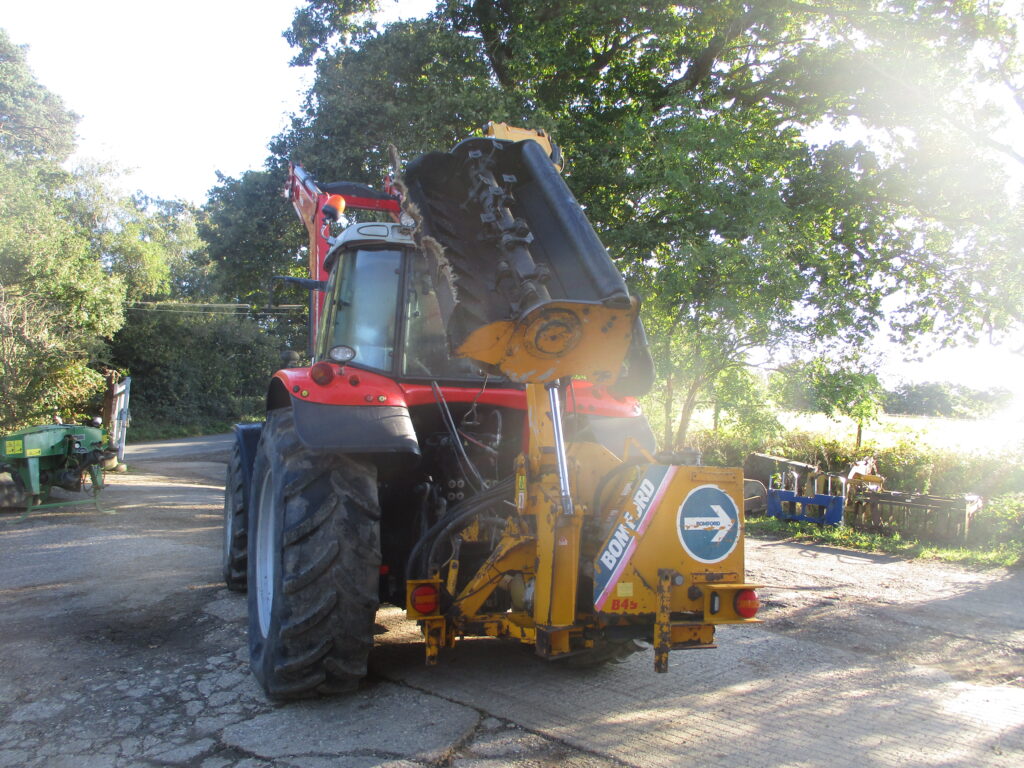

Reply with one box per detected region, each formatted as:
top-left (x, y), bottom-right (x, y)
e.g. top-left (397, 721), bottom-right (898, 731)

top-left (126, 306), bottom-right (303, 316)
top-left (132, 301), bottom-right (254, 309)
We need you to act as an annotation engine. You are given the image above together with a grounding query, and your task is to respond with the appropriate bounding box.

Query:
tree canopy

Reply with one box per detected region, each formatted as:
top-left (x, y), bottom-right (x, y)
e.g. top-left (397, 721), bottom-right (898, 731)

top-left (0, 31), bottom-right (77, 161)
top-left (884, 381), bottom-right (1014, 419)
top-left (0, 31), bottom-right (128, 428)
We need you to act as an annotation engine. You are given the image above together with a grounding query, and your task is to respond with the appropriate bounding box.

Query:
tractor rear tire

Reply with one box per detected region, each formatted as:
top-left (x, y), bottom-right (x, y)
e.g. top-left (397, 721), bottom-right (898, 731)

top-left (222, 442), bottom-right (248, 592)
top-left (247, 408), bottom-right (381, 699)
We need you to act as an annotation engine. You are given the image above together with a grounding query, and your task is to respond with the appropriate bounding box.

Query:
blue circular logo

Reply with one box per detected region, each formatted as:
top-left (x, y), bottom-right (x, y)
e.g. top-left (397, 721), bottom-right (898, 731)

top-left (676, 485), bottom-right (740, 564)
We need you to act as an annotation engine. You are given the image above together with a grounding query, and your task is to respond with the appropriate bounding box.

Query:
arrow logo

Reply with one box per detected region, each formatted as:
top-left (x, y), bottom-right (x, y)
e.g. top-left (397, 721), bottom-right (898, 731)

top-left (683, 504), bottom-right (734, 544)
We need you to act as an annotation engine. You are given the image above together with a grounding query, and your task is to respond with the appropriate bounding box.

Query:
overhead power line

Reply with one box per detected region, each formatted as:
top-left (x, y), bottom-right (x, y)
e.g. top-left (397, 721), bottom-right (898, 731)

top-left (126, 305), bottom-right (305, 316)
top-left (132, 301), bottom-right (255, 309)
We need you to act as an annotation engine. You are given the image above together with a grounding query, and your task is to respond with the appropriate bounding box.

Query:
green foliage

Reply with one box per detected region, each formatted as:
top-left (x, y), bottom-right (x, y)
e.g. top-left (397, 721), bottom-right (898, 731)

top-left (0, 29), bottom-right (224, 432)
top-left (108, 310), bottom-right (283, 433)
top-left (275, 17), bottom-right (520, 184)
top-left (202, 166), bottom-right (305, 308)
top-left (0, 160), bottom-right (126, 343)
top-left (391, 0), bottom-right (1022, 442)
top-left (60, 165), bottom-right (211, 302)
top-left (0, 288), bottom-right (107, 428)
top-left (102, 196), bottom-right (209, 302)
top-left (688, 427), bottom-right (766, 470)
top-left (771, 359), bottom-right (884, 427)
top-left (969, 493), bottom-right (1024, 550)
top-left (736, 429), bottom-right (1024, 569)
top-left (0, 30), bottom-right (77, 160)
top-left (695, 424), bottom-right (1024, 500)
top-left (708, 367), bottom-right (783, 444)
top-left (884, 381), bottom-right (1015, 419)
top-left (285, 0), bottom-right (381, 66)
top-left (197, 1), bottom-right (1024, 444)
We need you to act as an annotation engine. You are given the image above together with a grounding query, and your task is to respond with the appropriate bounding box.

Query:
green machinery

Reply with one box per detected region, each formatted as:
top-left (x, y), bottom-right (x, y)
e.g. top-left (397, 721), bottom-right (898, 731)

top-left (0, 424), bottom-right (117, 515)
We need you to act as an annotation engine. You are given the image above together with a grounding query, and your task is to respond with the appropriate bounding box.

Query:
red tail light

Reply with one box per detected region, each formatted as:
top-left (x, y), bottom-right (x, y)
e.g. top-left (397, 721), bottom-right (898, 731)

top-left (410, 584), bottom-right (439, 615)
top-left (309, 361), bottom-right (335, 386)
top-left (734, 589), bottom-right (760, 619)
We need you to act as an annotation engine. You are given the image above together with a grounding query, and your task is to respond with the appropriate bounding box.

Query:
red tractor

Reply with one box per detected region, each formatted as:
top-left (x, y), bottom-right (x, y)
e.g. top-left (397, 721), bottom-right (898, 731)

top-left (223, 124), bottom-right (759, 699)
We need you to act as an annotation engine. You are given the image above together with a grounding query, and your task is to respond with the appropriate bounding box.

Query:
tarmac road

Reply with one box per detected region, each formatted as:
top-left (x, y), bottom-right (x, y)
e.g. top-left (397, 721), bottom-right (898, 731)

top-left (0, 435), bottom-right (1021, 768)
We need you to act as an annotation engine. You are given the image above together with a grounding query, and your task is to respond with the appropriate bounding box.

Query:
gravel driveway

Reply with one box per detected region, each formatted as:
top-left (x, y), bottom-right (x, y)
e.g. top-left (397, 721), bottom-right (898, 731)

top-left (0, 437), bottom-right (1020, 767)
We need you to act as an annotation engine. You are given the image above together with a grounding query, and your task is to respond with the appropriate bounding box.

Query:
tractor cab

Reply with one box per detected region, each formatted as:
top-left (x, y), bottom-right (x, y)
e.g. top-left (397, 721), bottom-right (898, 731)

top-left (315, 223), bottom-right (482, 382)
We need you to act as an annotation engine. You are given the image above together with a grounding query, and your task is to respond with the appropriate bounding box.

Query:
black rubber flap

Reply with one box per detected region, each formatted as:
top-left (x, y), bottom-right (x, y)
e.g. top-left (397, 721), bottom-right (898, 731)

top-left (404, 138), bottom-right (630, 344)
top-left (404, 137), bottom-right (653, 394)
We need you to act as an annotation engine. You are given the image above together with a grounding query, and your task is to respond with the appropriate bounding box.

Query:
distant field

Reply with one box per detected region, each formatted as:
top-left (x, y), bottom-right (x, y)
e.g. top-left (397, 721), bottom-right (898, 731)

top-left (683, 407), bottom-right (1024, 455)
top-left (781, 410), bottom-right (1023, 454)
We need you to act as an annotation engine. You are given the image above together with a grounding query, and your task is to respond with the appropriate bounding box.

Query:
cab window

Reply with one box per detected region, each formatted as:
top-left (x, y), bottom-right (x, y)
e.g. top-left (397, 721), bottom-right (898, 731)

top-left (325, 248), bottom-right (402, 371)
top-left (402, 252), bottom-right (480, 378)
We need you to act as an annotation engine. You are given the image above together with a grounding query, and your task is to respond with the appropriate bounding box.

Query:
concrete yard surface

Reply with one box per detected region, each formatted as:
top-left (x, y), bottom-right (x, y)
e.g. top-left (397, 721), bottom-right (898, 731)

top-left (0, 435), bottom-right (1021, 767)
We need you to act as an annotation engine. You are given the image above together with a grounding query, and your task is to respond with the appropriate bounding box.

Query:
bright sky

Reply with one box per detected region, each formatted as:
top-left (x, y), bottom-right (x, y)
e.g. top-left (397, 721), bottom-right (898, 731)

top-left (3, 0), bottom-right (431, 203)
top-left (3, 0), bottom-right (1022, 410)
top-left (5, 1), bottom-right (308, 203)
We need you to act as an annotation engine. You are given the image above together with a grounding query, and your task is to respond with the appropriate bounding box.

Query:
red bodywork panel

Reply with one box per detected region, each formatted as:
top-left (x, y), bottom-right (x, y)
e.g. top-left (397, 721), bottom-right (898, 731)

top-left (286, 163), bottom-right (401, 330)
top-left (273, 367), bottom-right (641, 418)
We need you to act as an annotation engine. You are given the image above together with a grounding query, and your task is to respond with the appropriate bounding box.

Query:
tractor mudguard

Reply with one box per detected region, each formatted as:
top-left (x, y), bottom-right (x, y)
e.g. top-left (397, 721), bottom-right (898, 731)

top-left (289, 397), bottom-right (420, 456)
top-left (231, 423), bottom-right (263, 510)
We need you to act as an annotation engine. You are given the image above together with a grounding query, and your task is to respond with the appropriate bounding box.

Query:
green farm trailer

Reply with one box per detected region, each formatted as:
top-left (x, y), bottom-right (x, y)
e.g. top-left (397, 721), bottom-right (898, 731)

top-left (0, 424), bottom-right (117, 514)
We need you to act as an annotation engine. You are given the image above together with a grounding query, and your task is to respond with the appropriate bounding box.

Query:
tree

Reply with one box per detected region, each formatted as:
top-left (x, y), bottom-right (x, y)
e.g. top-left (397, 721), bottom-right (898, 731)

top-left (275, 16), bottom-right (519, 184)
top-left (202, 165), bottom-right (305, 308)
top-left (0, 31), bottom-right (231, 430)
top-left (707, 366), bottom-right (782, 443)
top-left (446, 0), bottom-right (1023, 438)
top-left (102, 195), bottom-right (209, 302)
top-left (772, 359), bottom-right (883, 446)
top-left (108, 309), bottom-right (283, 433)
top-left (201, 16), bottom-right (520, 353)
top-left (60, 163), bottom-right (211, 302)
top-left (0, 287), bottom-right (109, 428)
top-left (0, 30), bottom-right (76, 160)
top-left (3, 28), bottom-right (290, 434)
top-left (884, 381), bottom-right (1015, 419)
top-left (0, 33), bottom-right (127, 429)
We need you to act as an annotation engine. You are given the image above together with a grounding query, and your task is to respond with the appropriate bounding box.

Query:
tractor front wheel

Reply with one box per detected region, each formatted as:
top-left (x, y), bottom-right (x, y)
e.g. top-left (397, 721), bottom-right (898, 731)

top-left (247, 408), bottom-right (381, 699)
top-left (222, 442), bottom-right (248, 591)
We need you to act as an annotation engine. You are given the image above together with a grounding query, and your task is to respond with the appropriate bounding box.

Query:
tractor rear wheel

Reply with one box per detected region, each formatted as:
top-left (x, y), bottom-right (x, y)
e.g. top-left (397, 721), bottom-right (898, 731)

top-left (222, 442), bottom-right (248, 591)
top-left (247, 408), bottom-right (381, 699)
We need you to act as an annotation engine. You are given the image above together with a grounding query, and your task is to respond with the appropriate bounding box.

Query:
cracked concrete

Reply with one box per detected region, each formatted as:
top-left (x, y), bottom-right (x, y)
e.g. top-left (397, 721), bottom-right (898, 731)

top-left (0, 434), bottom-right (1021, 767)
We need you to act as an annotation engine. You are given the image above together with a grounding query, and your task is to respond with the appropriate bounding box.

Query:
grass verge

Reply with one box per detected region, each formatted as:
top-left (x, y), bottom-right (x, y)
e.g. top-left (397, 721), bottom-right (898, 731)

top-left (746, 516), bottom-right (1023, 569)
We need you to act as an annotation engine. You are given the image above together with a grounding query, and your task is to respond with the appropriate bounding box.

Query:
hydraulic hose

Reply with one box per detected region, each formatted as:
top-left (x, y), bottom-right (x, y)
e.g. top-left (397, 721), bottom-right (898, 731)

top-left (406, 476), bottom-right (514, 580)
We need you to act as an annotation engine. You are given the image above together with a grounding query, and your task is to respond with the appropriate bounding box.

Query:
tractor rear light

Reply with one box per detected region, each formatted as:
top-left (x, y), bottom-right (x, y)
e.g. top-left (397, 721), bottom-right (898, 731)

top-left (709, 592), bottom-right (721, 615)
top-left (410, 584), bottom-right (439, 615)
top-left (310, 361), bottom-right (335, 386)
top-left (734, 589), bottom-right (760, 619)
